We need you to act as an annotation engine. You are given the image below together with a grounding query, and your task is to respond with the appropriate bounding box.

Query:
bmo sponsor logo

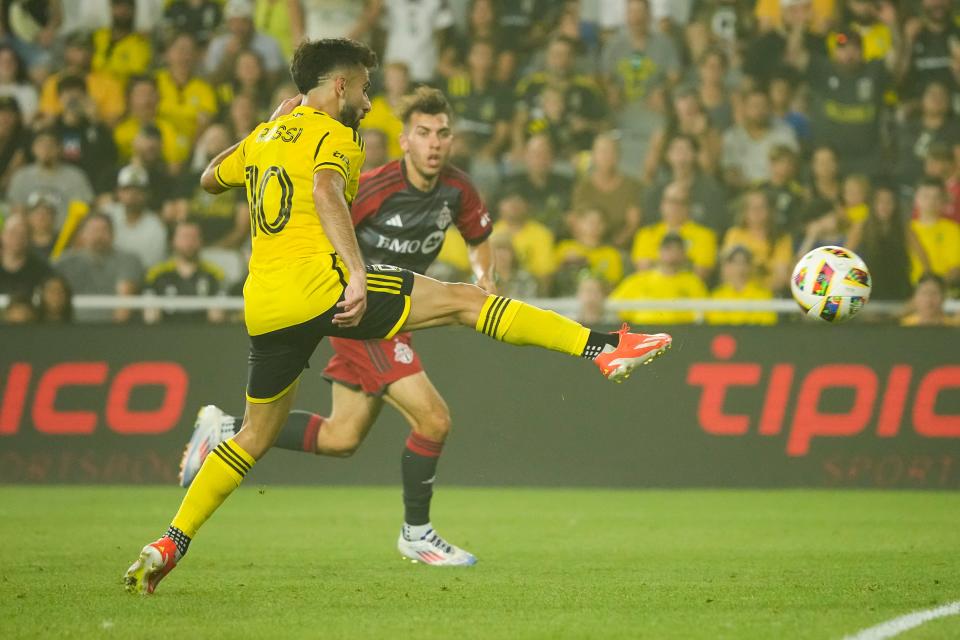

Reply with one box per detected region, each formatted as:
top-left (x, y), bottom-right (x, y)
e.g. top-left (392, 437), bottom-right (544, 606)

top-left (375, 230), bottom-right (445, 254)
top-left (1, 361), bottom-right (188, 436)
top-left (687, 334), bottom-right (960, 457)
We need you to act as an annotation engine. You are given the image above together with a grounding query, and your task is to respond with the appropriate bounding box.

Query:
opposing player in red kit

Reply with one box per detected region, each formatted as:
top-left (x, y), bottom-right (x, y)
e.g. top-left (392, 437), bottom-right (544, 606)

top-left (179, 88), bottom-right (500, 565)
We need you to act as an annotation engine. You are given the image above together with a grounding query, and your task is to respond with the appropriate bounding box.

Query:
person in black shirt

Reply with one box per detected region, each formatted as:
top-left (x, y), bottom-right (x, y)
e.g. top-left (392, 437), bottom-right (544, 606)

top-left (895, 81), bottom-right (960, 189)
top-left (143, 219), bottom-right (224, 324)
top-left (744, 0), bottom-right (826, 85)
top-left (0, 95), bottom-right (27, 192)
top-left (163, 0), bottom-right (223, 45)
top-left (900, 0), bottom-right (960, 100)
top-left (25, 192), bottom-right (58, 258)
top-left (790, 29), bottom-right (891, 176)
top-left (446, 39), bottom-right (512, 164)
top-left (52, 74), bottom-right (119, 197)
top-left (501, 133), bottom-right (574, 237)
top-left (0, 213), bottom-right (50, 297)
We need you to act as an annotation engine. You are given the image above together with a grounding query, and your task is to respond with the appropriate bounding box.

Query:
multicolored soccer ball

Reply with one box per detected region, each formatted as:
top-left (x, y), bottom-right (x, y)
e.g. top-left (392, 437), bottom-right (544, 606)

top-left (790, 246), bottom-right (872, 322)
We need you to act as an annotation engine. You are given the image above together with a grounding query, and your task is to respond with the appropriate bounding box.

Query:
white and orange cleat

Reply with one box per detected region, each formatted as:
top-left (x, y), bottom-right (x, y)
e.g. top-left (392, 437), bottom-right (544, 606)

top-left (123, 537), bottom-right (178, 595)
top-left (593, 323), bottom-right (672, 382)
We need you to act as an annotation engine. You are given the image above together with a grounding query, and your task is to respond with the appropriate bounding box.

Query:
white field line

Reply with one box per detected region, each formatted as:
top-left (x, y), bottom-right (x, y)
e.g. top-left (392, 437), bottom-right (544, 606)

top-left (842, 601), bottom-right (960, 640)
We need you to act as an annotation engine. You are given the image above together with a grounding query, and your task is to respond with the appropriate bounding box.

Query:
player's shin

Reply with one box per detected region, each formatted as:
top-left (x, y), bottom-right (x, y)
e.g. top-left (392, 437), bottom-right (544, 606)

top-left (401, 432), bottom-right (443, 536)
top-left (168, 437), bottom-right (256, 555)
top-left (272, 410), bottom-right (325, 453)
top-left (474, 295), bottom-right (617, 359)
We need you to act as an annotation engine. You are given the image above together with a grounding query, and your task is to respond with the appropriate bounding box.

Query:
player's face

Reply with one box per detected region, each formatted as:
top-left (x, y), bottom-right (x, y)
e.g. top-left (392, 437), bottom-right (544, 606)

top-left (400, 112), bottom-right (453, 178)
top-left (339, 67), bottom-right (371, 130)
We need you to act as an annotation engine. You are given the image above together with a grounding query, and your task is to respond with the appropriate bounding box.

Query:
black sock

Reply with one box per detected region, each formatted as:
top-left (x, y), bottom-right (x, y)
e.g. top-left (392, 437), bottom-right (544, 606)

top-left (165, 525), bottom-right (190, 559)
top-left (581, 330), bottom-right (619, 360)
top-left (272, 410), bottom-right (324, 453)
top-left (402, 432), bottom-right (443, 526)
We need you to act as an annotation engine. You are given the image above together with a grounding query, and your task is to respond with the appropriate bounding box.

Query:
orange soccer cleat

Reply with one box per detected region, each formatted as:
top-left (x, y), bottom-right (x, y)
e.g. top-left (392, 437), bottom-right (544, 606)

top-left (593, 324), bottom-right (673, 382)
top-left (123, 536), bottom-right (179, 595)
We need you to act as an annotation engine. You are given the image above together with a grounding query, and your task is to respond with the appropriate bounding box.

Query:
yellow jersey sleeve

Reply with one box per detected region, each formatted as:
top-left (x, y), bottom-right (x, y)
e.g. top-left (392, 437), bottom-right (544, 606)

top-left (313, 127), bottom-right (365, 202)
top-left (215, 136), bottom-right (249, 189)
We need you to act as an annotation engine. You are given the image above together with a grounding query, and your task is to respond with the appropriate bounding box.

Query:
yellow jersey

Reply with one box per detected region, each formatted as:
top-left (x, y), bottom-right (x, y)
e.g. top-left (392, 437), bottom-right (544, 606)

top-left (554, 240), bottom-right (624, 285)
top-left (910, 217), bottom-right (960, 282)
top-left (155, 70), bottom-right (218, 142)
top-left (114, 115), bottom-right (192, 166)
top-left (216, 106), bottom-right (366, 335)
top-left (492, 220), bottom-right (556, 278)
top-left (631, 221), bottom-right (718, 272)
top-left (706, 281), bottom-right (777, 326)
top-left (720, 227), bottom-right (793, 284)
top-left (362, 95), bottom-right (403, 159)
top-left (609, 269), bottom-right (707, 325)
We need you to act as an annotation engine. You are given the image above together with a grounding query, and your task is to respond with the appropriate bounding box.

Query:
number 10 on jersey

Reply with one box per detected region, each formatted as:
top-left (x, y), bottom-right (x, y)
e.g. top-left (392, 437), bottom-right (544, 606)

top-left (245, 165), bottom-right (293, 236)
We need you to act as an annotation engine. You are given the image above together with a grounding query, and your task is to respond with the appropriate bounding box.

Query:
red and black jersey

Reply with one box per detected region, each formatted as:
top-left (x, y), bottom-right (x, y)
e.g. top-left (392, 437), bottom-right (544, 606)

top-left (350, 160), bottom-right (492, 274)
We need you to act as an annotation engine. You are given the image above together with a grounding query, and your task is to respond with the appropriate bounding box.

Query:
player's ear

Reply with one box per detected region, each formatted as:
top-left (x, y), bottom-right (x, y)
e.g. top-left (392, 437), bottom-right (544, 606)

top-left (398, 128), bottom-right (409, 153)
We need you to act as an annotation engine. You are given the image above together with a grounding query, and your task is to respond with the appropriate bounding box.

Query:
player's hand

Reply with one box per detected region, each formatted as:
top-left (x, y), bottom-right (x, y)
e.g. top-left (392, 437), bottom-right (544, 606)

top-left (476, 273), bottom-right (497, 294)
top-left (270, 94), bottom-right (303, 121)
top-left (334, 278), bottom-right (367, 327)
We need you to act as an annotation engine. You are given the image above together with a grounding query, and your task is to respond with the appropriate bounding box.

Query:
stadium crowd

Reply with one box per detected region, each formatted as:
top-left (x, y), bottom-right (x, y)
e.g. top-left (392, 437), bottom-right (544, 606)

top-left (0, 0), bottom-right (958, 327)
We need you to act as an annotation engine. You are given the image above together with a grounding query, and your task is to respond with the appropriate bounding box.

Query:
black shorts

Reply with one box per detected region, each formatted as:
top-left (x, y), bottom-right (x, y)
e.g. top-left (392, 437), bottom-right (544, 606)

top-left (246, 265), bottom-right (414, 402)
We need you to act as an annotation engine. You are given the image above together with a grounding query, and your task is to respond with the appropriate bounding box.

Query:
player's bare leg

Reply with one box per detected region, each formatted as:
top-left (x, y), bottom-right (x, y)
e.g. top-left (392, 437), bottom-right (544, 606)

top-left (125, 384), bottom-right (299, 595)
top-left (314, 382), bottom-right (384, 456)
top-left (402, 273), bottom-right (672, 381)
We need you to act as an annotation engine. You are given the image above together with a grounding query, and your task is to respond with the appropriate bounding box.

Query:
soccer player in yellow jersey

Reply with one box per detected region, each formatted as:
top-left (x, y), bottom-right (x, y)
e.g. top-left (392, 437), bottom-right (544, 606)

top-left (124, 38), bottom-right (673, 595)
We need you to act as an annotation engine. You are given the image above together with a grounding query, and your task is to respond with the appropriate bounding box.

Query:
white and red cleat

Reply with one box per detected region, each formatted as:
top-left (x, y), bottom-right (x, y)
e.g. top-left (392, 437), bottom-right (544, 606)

top-left (397, 528), bottom-right (477, 566)
top-left (123, 537), bottom-right (178, 595)
top-left (179, 405), bottom-right (235, 488)
top-left (593, 323), bottom-right (672, 382)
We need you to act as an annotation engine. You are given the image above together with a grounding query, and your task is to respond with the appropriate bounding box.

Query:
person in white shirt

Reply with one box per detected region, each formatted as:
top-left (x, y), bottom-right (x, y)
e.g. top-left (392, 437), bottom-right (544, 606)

top-left (374, 0), bottom-right (455, 83)
top-left (104, 164), bottom-right (168, 268)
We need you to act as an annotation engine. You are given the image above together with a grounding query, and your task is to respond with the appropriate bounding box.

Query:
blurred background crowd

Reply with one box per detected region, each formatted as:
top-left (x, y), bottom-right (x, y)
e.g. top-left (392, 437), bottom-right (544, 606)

top-left (0, 0), bottom-right (958, 327)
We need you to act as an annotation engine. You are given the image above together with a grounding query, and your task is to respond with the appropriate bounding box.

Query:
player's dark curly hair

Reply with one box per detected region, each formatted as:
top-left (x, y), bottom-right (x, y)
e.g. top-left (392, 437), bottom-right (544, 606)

top-left (290, 38), bottom-right (378, 95)
top-left (398, 87), bottom-right (453, 125)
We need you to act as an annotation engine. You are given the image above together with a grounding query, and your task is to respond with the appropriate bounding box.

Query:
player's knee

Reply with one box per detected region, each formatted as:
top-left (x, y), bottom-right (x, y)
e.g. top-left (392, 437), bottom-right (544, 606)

top-left (324, 434), bottom-right (362, 457)
top-left (416, 406), bottom-right (451, 442)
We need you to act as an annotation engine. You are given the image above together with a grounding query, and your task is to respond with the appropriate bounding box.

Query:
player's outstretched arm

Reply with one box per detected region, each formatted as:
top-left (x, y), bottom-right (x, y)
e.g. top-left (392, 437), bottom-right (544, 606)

top-left (468, 238), bottom-right (496, 294)
top-left (314, 169), bottom-right (367, 327)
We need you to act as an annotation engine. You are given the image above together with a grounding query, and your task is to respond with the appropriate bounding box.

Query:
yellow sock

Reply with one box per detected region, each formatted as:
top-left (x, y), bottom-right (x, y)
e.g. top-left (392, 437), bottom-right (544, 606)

top-left (475, 295), bottom-right (589, 356)
top-left (171, 438), bottom-right (255, 538)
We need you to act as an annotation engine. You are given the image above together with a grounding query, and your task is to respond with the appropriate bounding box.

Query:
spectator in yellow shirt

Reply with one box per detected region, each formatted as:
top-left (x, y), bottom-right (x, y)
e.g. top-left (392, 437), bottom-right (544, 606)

top-left (755, 0), bottom-right (836, 34)
top-left (91, 0), bottom-right (153, 87)
top-left (611, 232), bottom-right (708, 325)
top-left (156, 33), bottom-right (218, 144)
top-left (707, 246), bottom-right (778, 326)
top-left (38, 32), bottom-right (125, 126)
top-left (631, 181), bottom-right (718, 282)
top-left (901, 273), bottom-right (957, 326)
top-left (554, 207), bottom-right (624, 295)
top-left (492, 187), bottom-right (555, 294)
top-left (114, 76), bottom-right (192, 170)
top-left (362, 62), bottom-right (409, 160)
top-left (722, 188), bottom-right (793, 292)
top-left (910, 178), bottom-right (960, 286)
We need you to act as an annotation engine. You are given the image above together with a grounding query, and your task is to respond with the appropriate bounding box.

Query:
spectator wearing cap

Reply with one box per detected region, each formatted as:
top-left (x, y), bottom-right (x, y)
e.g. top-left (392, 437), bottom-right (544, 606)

top-left (516, 35), bottom-right (607, 154)
top-left (55, 212), bottom-right (143, 323)
top-left (25, 193), bottom-right (58, 258)
top-left (0, 95), bottom-right (28, 192)
top-left (644, 134), bottom-right (728, 235)
top-left (51, 74), bottom-right (119, 197)
top-left (571, 132), bottom-right (642, 250)
top-left (896, 82), bottom-right (960, 189)
top-left (92, 0), bottom-right (153, 87)
top-left (114, 75), bottom-right (191, 170)
top-left (761, 145), bottom-right (808, 235)
top-left (144, 219), bottom-right (225, 324)
top-left (491, 187), bottom-right (555, 295)
top-left (37, 31), bottom-right (125, 126)
top-left (0, 45), bottom-right (37, 122)
top-left (721, 87), bottom-right (799, 189)
top-left (706, 246), bottom-right (777, 326)
top-left (900, 0), bottom-right (960, 101)
top-left (156, 32), bottom-right (218, 144)
top-left (500, 134), bottom-right (574, 238)
top-left (611, 232), bottom-right (707, 325)
top-left (7, 129), bottom-right (94, 226)
top-left (0, 214), bottom-right (51, 297)
top-left (103, 164), bottom-right (168, 268)
top-left (632, 181), bottom-right (717, 282)
top-left (205, 0), bottom-right (285, 84)
top-left (788, 26), bottom-right (892, 176)
top-left (163, 0), bottom-right (224, 46)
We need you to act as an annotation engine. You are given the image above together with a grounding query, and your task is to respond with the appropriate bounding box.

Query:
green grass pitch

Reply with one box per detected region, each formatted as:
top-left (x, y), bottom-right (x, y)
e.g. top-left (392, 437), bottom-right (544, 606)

top-left (2, 487), bottom-right (959, 639)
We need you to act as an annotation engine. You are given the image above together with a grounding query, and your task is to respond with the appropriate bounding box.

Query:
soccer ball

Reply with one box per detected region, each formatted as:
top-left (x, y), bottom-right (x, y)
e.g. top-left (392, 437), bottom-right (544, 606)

top-left (790, 246), bottom-right (872, 322)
